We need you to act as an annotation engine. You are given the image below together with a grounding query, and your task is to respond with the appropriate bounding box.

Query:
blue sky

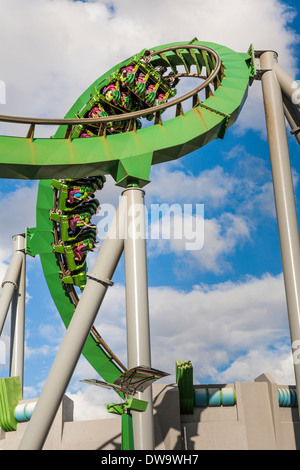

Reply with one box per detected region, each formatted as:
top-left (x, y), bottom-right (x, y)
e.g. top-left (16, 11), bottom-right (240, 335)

top-left (0, 0), bottom-right (299, 420)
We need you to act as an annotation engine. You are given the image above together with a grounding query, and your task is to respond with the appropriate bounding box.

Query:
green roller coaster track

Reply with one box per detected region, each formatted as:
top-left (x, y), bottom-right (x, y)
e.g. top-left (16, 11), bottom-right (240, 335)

top-left (0, 40), bottom-right (255, 388)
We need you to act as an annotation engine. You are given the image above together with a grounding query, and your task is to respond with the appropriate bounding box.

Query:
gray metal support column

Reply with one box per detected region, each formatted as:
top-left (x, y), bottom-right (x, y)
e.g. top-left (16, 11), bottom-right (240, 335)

top-left (0, 236), bottom-right (24, 337)
top-left (18, 196), bottom-right (126, 450)
top-left (9, 234), bottom-right (26, 391)
top-left (123, 186), bottom-right (154, 450)
top-left (260, 51), bottom-right (300, 411)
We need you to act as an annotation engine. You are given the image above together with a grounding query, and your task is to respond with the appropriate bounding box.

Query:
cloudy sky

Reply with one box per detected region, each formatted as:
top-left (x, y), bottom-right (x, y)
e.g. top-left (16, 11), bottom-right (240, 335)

top-left (0, 0), bottom-right (299, 421)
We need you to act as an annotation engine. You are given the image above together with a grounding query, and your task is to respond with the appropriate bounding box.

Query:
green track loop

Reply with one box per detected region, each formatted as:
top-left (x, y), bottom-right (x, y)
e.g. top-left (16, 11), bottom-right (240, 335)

top-left (0, 41), bottom-right (254, 183)
top-left (19, 40), bottom-right (254, 385)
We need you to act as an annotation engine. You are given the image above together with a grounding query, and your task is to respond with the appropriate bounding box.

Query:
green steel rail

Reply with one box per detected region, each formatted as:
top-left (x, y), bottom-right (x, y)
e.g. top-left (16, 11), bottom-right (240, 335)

top-left (1, 40), bottom-right (254, 386)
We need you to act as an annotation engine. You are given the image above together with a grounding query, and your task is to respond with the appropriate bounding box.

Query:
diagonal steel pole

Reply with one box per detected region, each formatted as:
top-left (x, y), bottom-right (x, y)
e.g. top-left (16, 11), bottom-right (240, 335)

top-left (18, 195), bottom-right (126, 450)
top-left (260, 51), bottom-right (300, 414)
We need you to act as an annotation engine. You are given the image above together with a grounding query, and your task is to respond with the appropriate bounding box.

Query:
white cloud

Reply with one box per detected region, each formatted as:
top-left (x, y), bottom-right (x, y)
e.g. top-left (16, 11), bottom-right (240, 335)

top-left (190, 212), bottom-right (251, 272)
top-left (0, 182), bottom-right (38, 375)
top-left (25, 342), bottom-right (59, 361)
top-left (234, 81), bottom-right (267, 136)
top-left (147, 144), bottom-right (279, 224)
top-left (38, 321), bottom-right (66, 345)
top-left (66, 387), bottom-right (119, 421)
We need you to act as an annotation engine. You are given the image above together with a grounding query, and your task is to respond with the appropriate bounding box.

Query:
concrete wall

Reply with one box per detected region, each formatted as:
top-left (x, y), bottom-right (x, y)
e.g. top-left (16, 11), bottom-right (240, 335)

top-left (0, 375), bottom-right (299, 450)
top-left (182, 375), bottom-right (300, 450)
